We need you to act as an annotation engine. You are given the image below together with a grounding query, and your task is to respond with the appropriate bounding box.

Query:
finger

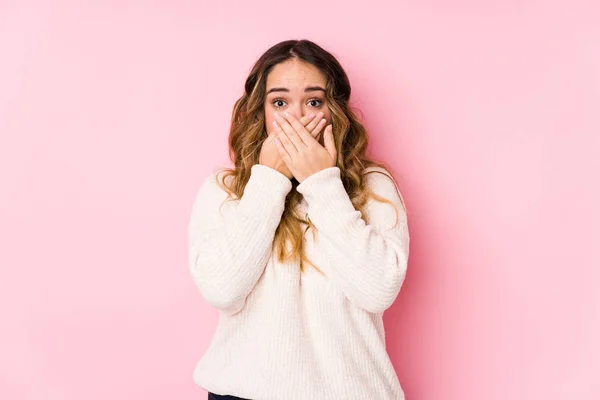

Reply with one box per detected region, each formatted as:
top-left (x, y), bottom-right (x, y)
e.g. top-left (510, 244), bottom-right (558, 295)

top-left (281, 112), bottom-right (314, 146)
top-left (272, 119), bottom-right (298, 155)
top-left (299, 113), bottom-right (316, 127)
top-left (324, 124), bottom-right (337, 159)
top-left (274, 136), bottom-right (292, 163)
top-left (274, 112), bottom-right (305, 150)
top-left (304, 111), bottom-right (324, 135)
top-left (309, 117), bottom-right (328, 141)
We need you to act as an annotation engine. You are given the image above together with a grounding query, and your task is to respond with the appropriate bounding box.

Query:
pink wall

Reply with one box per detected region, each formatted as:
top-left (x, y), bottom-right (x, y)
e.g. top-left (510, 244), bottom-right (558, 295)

top-left (1, 1), bottom-right (599, 399)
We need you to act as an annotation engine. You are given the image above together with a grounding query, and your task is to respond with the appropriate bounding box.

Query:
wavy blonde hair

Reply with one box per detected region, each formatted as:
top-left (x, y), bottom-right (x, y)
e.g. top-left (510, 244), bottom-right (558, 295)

top-left (215, 39), bottom-right (406, 274)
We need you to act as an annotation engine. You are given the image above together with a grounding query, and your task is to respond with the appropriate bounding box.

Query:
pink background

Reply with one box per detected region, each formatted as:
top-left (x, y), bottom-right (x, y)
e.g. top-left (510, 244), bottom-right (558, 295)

top-left (1, 1), bottom-right (599, 399)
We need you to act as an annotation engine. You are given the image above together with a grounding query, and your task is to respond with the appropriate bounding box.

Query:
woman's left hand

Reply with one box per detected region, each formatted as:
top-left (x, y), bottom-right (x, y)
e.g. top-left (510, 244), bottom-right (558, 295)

top-left (272, 111), bottom-right (337, 183)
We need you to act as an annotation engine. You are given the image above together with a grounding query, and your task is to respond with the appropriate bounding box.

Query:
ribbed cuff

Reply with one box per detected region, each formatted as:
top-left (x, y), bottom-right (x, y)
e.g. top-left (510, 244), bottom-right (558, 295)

top-left (296, 167), bottom-right (358, 230)
top-left (238, 164), bottom-right (293, 215)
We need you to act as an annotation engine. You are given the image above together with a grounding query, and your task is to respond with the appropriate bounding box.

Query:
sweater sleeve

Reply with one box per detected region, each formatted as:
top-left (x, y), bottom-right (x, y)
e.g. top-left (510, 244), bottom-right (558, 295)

top-left (296, 166), bottom-right (409, 314)
top-left (188, 164), bottom-right (292, 315)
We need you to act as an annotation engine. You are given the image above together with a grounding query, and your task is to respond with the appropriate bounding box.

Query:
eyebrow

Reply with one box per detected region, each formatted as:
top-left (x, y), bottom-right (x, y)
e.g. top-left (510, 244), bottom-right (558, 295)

top-left (266, 86), bottom-right (326, 95)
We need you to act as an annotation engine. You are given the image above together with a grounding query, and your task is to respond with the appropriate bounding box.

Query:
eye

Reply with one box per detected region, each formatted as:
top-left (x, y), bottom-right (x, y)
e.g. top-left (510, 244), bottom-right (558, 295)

top-left (272, 99), bottom-right (286, 108)
top-left (307, 99), bottom-right (323, 107)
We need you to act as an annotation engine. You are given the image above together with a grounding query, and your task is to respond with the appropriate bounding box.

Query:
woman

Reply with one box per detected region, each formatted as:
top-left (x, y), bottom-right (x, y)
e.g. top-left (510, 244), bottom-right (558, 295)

top-left (188, 39), bottom-right (410, 400)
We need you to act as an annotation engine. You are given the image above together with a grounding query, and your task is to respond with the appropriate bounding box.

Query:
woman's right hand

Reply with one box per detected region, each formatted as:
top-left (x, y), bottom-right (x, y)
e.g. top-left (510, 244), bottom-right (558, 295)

top-left (260, 112), bottom-right (327, 179)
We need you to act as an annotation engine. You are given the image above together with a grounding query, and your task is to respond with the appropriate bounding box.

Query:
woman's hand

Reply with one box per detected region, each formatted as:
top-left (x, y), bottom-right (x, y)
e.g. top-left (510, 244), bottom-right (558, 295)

top-left (272, 111), bottom-right (337, 183)
top-left (260, 112), bottom-right (328, 179)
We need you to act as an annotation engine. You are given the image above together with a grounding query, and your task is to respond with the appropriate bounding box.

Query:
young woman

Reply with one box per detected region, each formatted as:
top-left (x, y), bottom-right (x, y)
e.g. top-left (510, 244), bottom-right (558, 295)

top-left (188, 39), bottom-right (410, 400)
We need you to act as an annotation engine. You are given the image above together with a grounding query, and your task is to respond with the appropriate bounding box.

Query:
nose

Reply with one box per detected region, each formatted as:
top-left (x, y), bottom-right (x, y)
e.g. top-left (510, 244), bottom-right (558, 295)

top-left (287, 103), bottom-right (303, 119)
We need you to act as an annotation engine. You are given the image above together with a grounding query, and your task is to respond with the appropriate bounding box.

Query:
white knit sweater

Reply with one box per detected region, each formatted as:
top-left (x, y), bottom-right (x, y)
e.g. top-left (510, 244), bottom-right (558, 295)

top-left (188, 163), bottom-right (410, 400)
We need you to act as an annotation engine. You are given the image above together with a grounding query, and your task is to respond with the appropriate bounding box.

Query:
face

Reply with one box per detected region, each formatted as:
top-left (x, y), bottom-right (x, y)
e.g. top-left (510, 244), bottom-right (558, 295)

top-left (264, 58), bottom-right (332, 138)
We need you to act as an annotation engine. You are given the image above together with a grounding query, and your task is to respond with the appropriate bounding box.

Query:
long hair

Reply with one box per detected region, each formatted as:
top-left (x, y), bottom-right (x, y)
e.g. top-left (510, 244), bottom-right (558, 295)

top-left (215, 39), bottom-right (406, 274)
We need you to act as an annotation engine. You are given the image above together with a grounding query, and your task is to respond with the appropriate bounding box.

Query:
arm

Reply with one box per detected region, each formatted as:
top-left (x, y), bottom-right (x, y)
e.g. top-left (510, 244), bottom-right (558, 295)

top-left (296, 166), bottom-right (409, 314)
top-left (188, 164), bottom-right (292, 315)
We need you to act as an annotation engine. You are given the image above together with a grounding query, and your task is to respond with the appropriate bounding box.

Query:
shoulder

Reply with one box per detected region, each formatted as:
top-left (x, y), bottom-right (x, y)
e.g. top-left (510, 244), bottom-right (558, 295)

top-left (363, 166), bottom-right (405, 206)
top-left (363, 166), bottom-right (395, 184)
top-left (361, 166), bottom-right (408, 228)
top-left (191, 168), bottom-right (236, 209)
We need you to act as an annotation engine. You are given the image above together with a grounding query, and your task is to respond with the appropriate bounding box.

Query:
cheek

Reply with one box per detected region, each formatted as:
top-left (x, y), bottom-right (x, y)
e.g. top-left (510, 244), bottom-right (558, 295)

top-left (264, 110), bottom-right (274, 135)
top-left (323, 108), bottom-right (333, 124)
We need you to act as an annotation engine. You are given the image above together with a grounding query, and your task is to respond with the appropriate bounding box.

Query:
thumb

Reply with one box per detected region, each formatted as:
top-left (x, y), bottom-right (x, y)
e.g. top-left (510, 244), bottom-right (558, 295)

top-left (324, 125), bottom-right (336, 158)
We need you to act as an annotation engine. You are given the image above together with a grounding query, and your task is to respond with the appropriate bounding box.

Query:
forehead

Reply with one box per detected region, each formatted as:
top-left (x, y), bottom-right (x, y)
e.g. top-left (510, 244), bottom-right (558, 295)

top-left (266, 59), bottom-right (327, 89)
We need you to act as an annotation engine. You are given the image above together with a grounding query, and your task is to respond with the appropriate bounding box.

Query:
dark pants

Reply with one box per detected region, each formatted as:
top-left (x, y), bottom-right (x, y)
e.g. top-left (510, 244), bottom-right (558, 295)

top-left (208, 392), bottom-right (250, 400)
